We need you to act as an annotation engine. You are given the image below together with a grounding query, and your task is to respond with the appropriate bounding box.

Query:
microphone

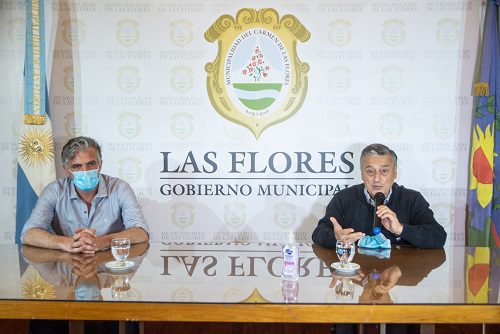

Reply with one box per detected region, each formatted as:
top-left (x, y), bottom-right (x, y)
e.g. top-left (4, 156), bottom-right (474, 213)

top-left (373, 192), bottom-right (385, 235)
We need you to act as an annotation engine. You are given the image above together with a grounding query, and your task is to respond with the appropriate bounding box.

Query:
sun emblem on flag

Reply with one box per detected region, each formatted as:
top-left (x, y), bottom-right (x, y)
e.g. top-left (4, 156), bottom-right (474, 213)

top-left (469, 124), bottom-right (495, 208)
top-left (22, 271), bottom-right (55, 299)
top-left (19, 127), bottom-right (54, 167)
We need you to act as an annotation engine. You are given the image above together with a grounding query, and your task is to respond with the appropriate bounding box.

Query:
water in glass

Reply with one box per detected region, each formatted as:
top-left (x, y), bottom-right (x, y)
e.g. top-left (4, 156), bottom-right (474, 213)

top-left (336, 240), bottom-right (355, 268)
top-left (111, 275), bottom-right (131, 299)
top-left (111, 238), bottom-right (130, 264)
top-left (335, 278), bottom-right (354, 300)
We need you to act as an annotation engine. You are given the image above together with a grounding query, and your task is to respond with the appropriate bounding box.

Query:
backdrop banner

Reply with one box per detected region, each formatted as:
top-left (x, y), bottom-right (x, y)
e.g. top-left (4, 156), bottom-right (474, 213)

top-left (0, 0), bottom-right (481, 245)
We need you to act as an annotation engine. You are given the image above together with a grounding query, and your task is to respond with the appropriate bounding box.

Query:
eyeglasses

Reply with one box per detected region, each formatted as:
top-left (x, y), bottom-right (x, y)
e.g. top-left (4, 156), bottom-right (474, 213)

top-left (364, 168), bottom-right (392, 177)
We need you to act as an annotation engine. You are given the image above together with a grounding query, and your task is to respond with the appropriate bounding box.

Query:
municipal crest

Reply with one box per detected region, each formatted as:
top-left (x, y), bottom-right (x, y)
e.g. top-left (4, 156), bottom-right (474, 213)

top-left (64, 113), bottom-right (78, 137)
top-left (431, 203), bottom-right (453, 228)
top-left (170, 66), bottom-right (194, 94)
top-left (205, 8), bottom-right (310, 138)
top-left (328, 20), bottom-right (351, 46)
top-left (273, 202), bottom-right (296, 229)
top-left (432, 158), bottom-right (455, 184)
top-left (172, 287), bottom-right (193, 301)
top-left (381, 66), bottom-right (404, 93)
top-left (224, 202), bottom-right (246, 229)
top-left (380, 113), bottom-right (403, 139)
top-left (382, 19), bottom-right (405, 47)
top-left (328, 113), bottom-right (350, 139)
top-left (117, 66), bottom-right (140, 93)
top-left (171, 112), bottom-right (194, 139)
top-left (63, 66), bottom-right (74, 92)
top-left (64, 112), bottom-right (85, 137)
top-left (118, 157), bottom-right (141, 183)
top-left (118, 112), bottom-right (141, 139)
top-left (62, 19), bottom-right (86, 45)
top-left (436, 18), bottom-right (459, 45)
top-left (170, 19), bottom-right (193, 47)
top-left (328, 66), bottom-right (351, 92)
top-left (171, 202), bottom-right (194, 229)
top-left (116, 19), bottom-right (139, 47)
top-left (433, 113), bottom-right (454, 139)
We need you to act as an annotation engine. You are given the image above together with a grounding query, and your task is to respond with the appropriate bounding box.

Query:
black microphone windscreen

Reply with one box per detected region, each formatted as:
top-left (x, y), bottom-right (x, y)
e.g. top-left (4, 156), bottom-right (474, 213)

top-left (374, 192), bottom-right (385, 206)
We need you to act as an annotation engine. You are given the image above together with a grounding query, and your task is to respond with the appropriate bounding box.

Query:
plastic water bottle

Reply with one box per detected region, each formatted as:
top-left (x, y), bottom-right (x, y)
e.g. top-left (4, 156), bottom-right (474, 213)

top-left (281, 232), bottom-right (299, 281)
top-left (281, 279), bottom-right (299, 303)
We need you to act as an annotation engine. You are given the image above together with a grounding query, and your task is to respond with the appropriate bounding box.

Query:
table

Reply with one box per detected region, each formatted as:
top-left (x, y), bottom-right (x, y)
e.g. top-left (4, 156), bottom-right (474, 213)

top-left (0, 243), bottom-right (498, 325)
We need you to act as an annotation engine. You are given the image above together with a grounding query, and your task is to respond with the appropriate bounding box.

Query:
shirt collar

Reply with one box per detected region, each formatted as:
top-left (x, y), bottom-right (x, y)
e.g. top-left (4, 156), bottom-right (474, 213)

top-left (364, 186), bottom-right (391, 207)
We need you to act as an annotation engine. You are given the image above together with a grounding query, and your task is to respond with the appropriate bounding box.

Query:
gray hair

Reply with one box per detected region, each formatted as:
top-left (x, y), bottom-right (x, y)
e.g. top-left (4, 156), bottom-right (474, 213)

top-left (360, 143), bottom-right (397, 168)
top-left (61, 136), bottom-right (102, 167)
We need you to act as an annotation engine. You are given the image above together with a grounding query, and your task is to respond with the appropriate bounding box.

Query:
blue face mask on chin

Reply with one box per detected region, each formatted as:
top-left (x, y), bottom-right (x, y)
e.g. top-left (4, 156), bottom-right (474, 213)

top-left (71, 169), bottom-right (99, 191)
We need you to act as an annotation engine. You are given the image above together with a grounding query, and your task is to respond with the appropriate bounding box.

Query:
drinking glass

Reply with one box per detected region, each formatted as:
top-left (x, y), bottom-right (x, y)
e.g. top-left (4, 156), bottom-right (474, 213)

top-left (111, 238), bottom-right (130, 266)
top-left (111, 274), bottom-right (131, 300)
top-left (336, 240), bottom-right (355, 269)
top-left (335, 277), bottom-right (354, 300)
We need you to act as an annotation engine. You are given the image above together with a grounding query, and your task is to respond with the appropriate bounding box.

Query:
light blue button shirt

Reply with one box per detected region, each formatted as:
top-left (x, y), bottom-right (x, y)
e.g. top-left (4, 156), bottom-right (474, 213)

top-left (364, 187), bottom-right (392, 207)
top-left (21, 174), bottom-right (150, 240)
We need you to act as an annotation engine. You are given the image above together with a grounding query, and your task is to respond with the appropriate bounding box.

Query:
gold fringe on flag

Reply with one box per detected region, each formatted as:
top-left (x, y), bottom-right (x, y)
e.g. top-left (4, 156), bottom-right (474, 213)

top-left (24, 114), bottom-right (46, 125)
top-left (473, 82), bottom-right (489, 96)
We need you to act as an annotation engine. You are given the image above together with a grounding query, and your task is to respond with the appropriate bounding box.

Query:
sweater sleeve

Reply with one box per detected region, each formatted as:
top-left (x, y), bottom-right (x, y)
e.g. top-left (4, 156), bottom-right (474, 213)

top-left (398, 192), bottom-right (447, 248)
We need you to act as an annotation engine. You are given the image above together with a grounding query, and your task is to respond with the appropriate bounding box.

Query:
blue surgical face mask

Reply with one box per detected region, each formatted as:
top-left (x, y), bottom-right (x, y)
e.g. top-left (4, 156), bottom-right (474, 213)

top-left (71, 169), bottom-right (99, 191)
top-left (75, 281), bottom-right (101, 300)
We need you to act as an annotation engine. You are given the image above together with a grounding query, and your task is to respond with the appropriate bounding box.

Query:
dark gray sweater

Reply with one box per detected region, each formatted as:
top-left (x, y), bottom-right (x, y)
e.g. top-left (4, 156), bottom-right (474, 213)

top-left (312, 183), bottom-right (447, 249)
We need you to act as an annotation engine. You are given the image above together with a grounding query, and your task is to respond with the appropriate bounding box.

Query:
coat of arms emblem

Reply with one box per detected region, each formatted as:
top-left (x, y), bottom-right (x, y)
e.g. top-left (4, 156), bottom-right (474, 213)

top-left (205, 8), bottom-right (310, 138)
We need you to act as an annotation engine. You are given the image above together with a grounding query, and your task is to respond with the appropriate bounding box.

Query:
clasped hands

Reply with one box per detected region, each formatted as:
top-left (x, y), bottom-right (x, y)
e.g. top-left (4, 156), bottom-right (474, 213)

top-left (66, 228), bottom-right (99, 254)
top-left (331, 205), bottom-right (403, 242)
top-left (69, 252), bottom-right (99, 278)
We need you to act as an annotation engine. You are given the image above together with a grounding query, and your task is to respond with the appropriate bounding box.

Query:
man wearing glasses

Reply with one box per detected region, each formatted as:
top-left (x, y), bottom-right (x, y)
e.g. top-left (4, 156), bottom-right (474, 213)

top-left (312, 143), bottom-right (446, 249)
top-left (21, 136), bottom-right (150, 253)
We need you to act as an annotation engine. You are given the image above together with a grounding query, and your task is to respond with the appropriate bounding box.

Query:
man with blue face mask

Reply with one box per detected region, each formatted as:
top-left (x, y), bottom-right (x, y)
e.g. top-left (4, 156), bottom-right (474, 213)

top-left (21, 136), bottom-right (150, 253)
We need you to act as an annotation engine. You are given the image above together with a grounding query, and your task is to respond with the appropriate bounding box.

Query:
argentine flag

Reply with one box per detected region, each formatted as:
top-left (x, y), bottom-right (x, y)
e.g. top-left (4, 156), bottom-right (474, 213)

top-left (16, 0), bottom-right (56, 243)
